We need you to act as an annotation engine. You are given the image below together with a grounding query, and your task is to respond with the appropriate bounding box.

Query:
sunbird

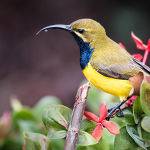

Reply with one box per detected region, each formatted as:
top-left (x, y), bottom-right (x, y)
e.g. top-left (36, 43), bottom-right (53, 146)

top-left (37, 19), bottom-right (150, 115)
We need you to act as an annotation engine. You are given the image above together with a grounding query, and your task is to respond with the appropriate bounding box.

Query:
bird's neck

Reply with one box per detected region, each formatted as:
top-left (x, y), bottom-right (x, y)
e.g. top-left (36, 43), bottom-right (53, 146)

top-left (73, 35), bottom-right (94, 70)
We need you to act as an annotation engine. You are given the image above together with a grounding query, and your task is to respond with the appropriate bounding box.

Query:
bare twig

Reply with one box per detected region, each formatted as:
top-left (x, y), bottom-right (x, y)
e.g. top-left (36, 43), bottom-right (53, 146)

top-left (64, 82), bottom-right (90, 150)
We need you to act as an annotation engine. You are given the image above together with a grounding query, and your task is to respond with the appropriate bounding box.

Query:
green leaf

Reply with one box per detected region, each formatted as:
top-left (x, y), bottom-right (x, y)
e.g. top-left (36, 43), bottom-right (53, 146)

top-left (111, 116), bottom-right (127, 128)
top-left (11, 98), bottom-right (36, 124)
top-left (47, 129), bottom-right (66, 139)
top-left (142, 129), bottom-right (150, 141)
top-left (77, 138), bottom-right (110, 150)
top-left (11, 98), bottom-right (23, 112)
top-left (112, 116), bottom-right (126, 128)
top-left (126, 125), bottom-right (147, 150)
top-left (33, 96), bottom-right (61, 121)
top-left (102, 129), bottom-right (115, 148)
top-left (78, 131), bottom-right (98, 146)
top-left (18, 120), bottom-right (41, 133)
top-left (12, 108), bottom-right (37, 129)
top-left (42, 104), bottom-right (71, 130)
top-left (49, 139), bottom-right (65, 150)
top-left (13, 108), bottom-right (36, 121)
top-left (78, 129), bottom-right (115, 150)
top-left (141, 116), bottom-right (150, 133)
top-left (114, 127), bottom-right (142, 150)
top-left (80, 119), bottom-right (96, 132)
top-left (123, 108), bottom-right (135, 125)
top-left (0, 138), bottom-right (22, 150)
top-left (141, 129), bottom-right (150, 149)
top-left (140, 80), bottom-right (150, 116)
top-left (24, 132), bottom-right (50, 150)
top-left (137, 123), bottom-right (142, 138)
top-left (133, 97), bottom-right (143, 124)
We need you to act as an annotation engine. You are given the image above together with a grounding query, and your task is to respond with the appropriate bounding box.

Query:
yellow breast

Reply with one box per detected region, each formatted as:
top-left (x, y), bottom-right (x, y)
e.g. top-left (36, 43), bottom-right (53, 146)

top-left (82, 63), bottom-right (133, 100)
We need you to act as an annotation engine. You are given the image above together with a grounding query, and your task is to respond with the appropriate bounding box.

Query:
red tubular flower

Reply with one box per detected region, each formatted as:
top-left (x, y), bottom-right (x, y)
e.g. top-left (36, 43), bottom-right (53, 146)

top-left (147, 39), bottom-right (150, 51)
top-left (131, 32), bottom-right (149, 64)
top-left (131, 32), bottom-right (146, 50)
top-left (119, 33), bottom-right (149, 64)
top-left (132, 54), bottom-right (143, 61)
top-left (84, 104), bottom-right (120, 141)
top-left (125, 96), bottom-right (137, 107)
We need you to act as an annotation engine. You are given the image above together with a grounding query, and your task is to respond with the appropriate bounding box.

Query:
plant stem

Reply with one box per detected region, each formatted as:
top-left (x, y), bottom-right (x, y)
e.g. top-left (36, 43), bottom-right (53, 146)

top-left (64, 82), bottom-right (90, 150)
top-left (143, 50), bottom-right (149, 64)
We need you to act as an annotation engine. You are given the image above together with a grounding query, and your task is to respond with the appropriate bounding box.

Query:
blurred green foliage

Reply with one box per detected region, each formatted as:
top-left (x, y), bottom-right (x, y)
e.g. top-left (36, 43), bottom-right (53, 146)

top-left (0, 84), bottom-right (150, 150)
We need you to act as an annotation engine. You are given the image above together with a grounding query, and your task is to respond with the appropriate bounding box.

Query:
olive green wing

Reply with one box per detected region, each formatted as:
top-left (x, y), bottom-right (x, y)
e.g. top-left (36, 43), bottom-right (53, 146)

top-left (90, 60), bottom-right (139, 80)
top-left (90, 57), bottom-right (150, 80)
top-left (90, 37), bottom-right (150, 79)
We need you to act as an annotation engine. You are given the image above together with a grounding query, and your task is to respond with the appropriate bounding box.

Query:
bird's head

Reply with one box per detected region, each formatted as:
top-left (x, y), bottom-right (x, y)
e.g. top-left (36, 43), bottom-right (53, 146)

top-left (70, 19), bottom-right (106, 43)
top-left (37, 19), bottom-right (107, 69)
top-left (37, 18), bottom-right (106, 45)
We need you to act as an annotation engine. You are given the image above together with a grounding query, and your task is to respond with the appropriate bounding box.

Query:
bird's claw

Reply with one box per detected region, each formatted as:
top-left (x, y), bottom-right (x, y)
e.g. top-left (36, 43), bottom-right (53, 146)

top-left (106, 100), bottom-right (128, 120)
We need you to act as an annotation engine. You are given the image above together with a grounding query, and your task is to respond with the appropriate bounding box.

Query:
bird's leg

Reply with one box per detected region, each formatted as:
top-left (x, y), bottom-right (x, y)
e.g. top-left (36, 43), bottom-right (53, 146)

top-left (107, 97), bottom-right (131, 120)
top-left (116, 109), bottom-right (124, 117)
top-left (108, 106), bottom-right (124, 118)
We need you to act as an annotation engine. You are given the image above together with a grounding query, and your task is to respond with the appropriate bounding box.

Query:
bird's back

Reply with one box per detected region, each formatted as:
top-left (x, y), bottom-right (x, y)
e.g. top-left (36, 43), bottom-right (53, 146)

top-left (90, 37), bottom-right (145, 80)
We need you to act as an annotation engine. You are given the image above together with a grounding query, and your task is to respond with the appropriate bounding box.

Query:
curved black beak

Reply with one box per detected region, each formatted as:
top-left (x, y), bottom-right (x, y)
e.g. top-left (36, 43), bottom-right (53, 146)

top-left (36, 24), bottom-right (72, 35)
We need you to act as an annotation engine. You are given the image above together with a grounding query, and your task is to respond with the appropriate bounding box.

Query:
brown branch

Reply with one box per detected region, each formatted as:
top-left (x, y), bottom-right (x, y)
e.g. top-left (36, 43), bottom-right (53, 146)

top-left (64, 82), bottom-right (90, 150)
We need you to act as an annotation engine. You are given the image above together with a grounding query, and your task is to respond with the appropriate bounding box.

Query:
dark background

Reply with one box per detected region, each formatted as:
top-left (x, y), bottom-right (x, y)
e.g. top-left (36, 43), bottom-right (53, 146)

top-left (0, 0), bottom-right (150, 113)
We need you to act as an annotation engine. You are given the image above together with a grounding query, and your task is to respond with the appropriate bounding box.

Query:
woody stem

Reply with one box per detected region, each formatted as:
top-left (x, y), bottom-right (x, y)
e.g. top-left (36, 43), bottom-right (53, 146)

top-left (64, 82), bottom-right (90, 150)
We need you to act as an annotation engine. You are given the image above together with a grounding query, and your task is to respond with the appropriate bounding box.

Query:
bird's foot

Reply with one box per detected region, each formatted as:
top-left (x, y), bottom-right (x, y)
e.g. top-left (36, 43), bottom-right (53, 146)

top-left (107, 99), bottom-right (128, 120)
top-left (116, 109), bottom-right (124, 117)
top-left (108, 107), bottom-right (124, 117)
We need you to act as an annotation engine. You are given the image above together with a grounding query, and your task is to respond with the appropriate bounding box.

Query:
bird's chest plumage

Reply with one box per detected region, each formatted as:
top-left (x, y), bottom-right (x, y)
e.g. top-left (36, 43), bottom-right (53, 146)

top-left (80, 45), bottom-right (93, 69)
top-left (73, 34), bottom-right (93, 69)
top-left (82, 63), bottom-right (133, 100)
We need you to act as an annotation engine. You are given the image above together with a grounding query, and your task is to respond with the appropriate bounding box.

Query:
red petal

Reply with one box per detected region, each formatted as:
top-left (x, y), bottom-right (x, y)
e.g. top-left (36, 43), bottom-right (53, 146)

top-left (131, 32), bottom-right (145, 50)
top-left (119, 42), bottom-right (126, 49)
top-left (132, 53), bottom-right (143, 61)
top-left (147, 39), bottom-right (150, 52)
top-left (92, 124), bottom-right (103, 141)
top-left (126, 96), bottom-right (137, 107)
top-left (102, 120), bottom-right (120, 135)
top-left (84, 111), bottom-right (99, 122)
top-left (99, 103), bottom-right (108, 122)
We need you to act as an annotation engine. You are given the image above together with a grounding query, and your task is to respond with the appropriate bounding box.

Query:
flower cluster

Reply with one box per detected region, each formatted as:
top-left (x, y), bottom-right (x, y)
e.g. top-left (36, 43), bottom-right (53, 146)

top-left (120, 32), bottom-right (150, 64)
top-left (131, 32), bottom-right (150, 64)
top-left (84, 103), bottom-right (119, 141)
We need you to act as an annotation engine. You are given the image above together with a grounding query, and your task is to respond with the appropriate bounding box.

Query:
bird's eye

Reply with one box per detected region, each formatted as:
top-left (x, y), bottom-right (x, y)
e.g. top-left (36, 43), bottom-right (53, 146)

top-left (77, 29), bottom-right (85, 34)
